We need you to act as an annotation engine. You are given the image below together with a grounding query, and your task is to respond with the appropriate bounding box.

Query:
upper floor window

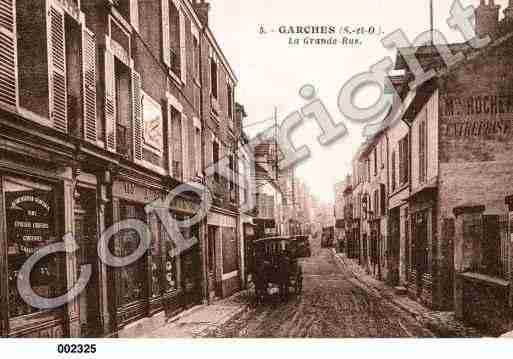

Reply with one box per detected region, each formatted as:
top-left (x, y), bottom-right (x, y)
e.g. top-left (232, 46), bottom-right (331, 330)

top-left (399, 135), bottom-right (409, 186)
top-left (212, 140), bottom-right (220, 182)
top-left (192, 36), bottom-right (200, 82)
top-left (114, 59), bottom-right (132, 159)
top-left (419, 119), bottom-right (427, 183)
top-left (211, 58), bottom-right (218, 99)
top-left (374, 147), bottom-right (377, 176)
top-left (116, 0), bottom-right (139, 31)
top-left (170, 107), bottom-right (183, 181)
top-left (391, 151), bottom-right (396, 191)
top-left (162, 0), bottom-right (182, 77)
top-left (227, 84), bottom-right (233, 119)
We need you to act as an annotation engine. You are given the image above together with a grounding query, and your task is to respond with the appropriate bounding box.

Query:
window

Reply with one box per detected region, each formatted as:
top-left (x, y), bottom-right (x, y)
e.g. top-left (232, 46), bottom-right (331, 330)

top-left (374, 147), bottom-right (377, 176)
top-left (399, 135), bottom-right (409, 186)
top-left (207, 226), bottom-right (216, 274)
top-left (418, 120), bottom-right (427, 183)
top-left (169, 1), bottom-right (181, 75)
top-left (192, 36), bottom-right (200, 81)
top-left (117, 202), bottom-right (147, 306)
top-left (116, 0), bottom-right (139, 30)
top-left (227, 84), bottom-right (233, 119)
top-left (391, 151), bottom-right (396, 191)
top-left (4, 179), bottom-right (61, 318)
top-left (213, 140), bottom-right (220, 182)
top-left (211, 59), bottom-right (218, 99)
top-left (114, 59), bottom-right (132, 159)
top-left (171, 107), bottom-right (183, 181)
top-left (195, 127), bottom-right (202, 176)
top-left (149, 213), bottom-right (162, 298)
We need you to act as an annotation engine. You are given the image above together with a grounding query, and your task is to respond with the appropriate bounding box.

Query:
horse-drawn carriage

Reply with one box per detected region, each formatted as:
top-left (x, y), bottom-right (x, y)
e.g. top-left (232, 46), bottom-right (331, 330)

top-left (252, 236), bottom-right (305, 302)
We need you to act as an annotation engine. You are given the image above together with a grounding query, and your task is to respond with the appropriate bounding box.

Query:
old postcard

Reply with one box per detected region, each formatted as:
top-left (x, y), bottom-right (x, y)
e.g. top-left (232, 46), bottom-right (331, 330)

top-left (1, 0), bottom-right (513, 354)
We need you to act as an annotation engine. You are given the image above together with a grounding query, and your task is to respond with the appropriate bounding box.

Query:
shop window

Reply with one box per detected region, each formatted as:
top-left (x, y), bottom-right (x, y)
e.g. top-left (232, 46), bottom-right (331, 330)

top-left (4, 178), bottom-right (61, 318)
top-left (149, 214), bottom-right (162, 298)
top-left (117, 202), bottom-right (147, 306)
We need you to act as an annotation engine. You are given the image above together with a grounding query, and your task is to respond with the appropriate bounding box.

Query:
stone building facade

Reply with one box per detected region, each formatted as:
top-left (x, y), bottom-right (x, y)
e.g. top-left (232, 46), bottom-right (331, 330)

top-left (0, 0), bottom-right (245, 338)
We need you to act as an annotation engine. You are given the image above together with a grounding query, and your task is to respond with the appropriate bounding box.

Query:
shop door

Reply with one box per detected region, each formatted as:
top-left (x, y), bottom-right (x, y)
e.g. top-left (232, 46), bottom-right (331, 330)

top-left (75, 191), bottom-right (99, 337)
top-left (414, 211), bottom-right (428, 297)
top-left (207, 226), bottom-right (219, 299)
top-left (388, 209), bottom-right (401, 286)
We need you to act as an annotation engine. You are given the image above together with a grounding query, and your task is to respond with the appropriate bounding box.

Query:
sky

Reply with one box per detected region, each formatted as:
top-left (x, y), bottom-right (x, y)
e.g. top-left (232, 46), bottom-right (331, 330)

top-left (208, 0), bottom-right (510, 204)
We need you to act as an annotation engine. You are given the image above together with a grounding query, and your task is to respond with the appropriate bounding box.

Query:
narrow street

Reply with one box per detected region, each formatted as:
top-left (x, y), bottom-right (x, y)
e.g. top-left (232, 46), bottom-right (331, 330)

top-left (210, 237), bottom-right (435, 338)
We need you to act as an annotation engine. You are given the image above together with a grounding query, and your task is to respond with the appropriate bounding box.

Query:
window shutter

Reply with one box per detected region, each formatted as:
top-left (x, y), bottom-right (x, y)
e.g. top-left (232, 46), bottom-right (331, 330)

top-left (104, 48), bottom-right (116, 152)
top-left (0, 0), bottom-right (17, 108)
top-left (179, 12), bottom-right (187, 83)
top-left (49, 6), bottom-right (67, 132)
top-left (161, 0), bottom-right (170, 67)
top-left (131, 70), bottom-right (142, 161)
top-left (82, 27), bottom-right (97, 143)
top-left (181, 114), bottom-right (189, 181)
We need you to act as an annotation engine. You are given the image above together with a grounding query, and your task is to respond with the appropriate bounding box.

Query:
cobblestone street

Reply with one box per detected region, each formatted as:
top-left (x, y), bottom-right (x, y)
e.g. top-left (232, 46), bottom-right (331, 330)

top-left (208, 237), bottom-right (481, 338)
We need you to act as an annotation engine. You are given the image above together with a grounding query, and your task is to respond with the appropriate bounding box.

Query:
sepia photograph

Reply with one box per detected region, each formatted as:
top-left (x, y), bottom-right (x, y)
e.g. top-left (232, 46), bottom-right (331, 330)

top-left (2, 0), bottom-right (513, 355)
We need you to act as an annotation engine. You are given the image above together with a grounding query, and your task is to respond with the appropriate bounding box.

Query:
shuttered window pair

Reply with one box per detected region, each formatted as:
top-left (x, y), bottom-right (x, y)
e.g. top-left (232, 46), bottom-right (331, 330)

top-left (161, 0), bottom-right (186, 82)
top-left (104, 45), bottom-right (142, 159)
top-left (5, 0), bottom-right (97, 139)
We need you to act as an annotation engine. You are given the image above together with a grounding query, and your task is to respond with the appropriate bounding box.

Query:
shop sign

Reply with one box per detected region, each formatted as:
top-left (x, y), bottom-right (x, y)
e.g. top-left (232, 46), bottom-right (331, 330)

top-left (6, 191), bottom-right (53, 256)
top-left (113, 180), bottom-right (164, 203)
top-left (440, 94), bottom-right (513, 138)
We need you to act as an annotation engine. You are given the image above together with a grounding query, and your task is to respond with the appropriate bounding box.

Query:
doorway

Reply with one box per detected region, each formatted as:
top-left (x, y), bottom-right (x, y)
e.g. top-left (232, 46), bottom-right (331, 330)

top-left (413, 210), bottom-right (428, 298)
top-left (74, 188), bottom-right (99, 337)
top-left (388, 208), bottom-right (401, 286)
top-left (207, 225), bottom-right (219, 299)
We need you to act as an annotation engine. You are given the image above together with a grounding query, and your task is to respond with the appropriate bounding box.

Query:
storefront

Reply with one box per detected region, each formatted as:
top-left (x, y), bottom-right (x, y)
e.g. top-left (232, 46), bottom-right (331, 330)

top-left (109, 176), bottom-right (203, 337)
top-left (207, 211), bottom-right (239, 299)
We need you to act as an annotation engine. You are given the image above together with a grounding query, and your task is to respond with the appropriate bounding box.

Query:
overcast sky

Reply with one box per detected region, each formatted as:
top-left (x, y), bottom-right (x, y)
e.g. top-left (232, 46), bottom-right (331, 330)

top-left (209, 0), bottom-right (508, 204)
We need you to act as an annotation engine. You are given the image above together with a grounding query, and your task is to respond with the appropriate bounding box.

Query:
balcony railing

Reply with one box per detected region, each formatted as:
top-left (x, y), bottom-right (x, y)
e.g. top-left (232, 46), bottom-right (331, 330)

top-left (116, 125), bottom-right (131, 159)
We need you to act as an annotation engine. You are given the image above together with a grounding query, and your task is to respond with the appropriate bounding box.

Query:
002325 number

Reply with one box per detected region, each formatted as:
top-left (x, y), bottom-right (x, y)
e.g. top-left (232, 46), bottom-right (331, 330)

top-left (57, 344), bottom-right (97, 354)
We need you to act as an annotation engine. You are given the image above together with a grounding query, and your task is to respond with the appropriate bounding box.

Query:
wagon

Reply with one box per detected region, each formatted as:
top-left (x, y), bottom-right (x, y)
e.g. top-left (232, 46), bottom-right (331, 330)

top-left (252, 236), bottom-right (303, 301)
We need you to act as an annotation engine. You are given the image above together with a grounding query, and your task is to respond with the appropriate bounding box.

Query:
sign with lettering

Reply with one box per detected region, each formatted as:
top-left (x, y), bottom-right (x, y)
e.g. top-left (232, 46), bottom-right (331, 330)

top-left (440, 94), bottom-right (513, 138)
top-left (6, 190), bottom-right (53, 256)
top-left (113, 180), bottom-right (165, 203)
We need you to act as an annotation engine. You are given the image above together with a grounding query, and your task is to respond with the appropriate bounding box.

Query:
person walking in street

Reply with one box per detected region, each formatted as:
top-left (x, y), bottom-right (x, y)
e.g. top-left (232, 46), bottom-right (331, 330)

top-left (278, 249), bottom-right (291, 302)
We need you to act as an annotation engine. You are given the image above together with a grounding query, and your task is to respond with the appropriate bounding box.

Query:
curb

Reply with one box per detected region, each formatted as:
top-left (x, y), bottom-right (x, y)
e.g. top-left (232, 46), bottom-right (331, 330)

top-left (330, 249), bottom-right (429, 324)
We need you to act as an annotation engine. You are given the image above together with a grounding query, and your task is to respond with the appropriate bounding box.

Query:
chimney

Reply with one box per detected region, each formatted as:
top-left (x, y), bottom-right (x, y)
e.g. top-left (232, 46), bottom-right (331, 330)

top-left (475, 0), bottom-right (500, 38)
top-left (504, 0), bottom-right (513, 21)
top-left (194, 0), bottom-right (210, 26)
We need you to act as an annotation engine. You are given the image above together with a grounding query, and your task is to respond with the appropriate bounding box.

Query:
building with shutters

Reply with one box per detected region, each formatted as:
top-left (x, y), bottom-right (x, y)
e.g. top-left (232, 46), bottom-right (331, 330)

top-left (0, 0), bottom-right (244, 338)
top-left (334, 1), bottom-right (513, 332)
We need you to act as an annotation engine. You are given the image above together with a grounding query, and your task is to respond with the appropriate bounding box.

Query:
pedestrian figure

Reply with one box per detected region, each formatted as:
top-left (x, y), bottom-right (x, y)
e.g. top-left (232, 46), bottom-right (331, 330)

top-left (254, 257), bottom-right (271, 305)
top-left (278, 249), bottom-right (291, 302)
